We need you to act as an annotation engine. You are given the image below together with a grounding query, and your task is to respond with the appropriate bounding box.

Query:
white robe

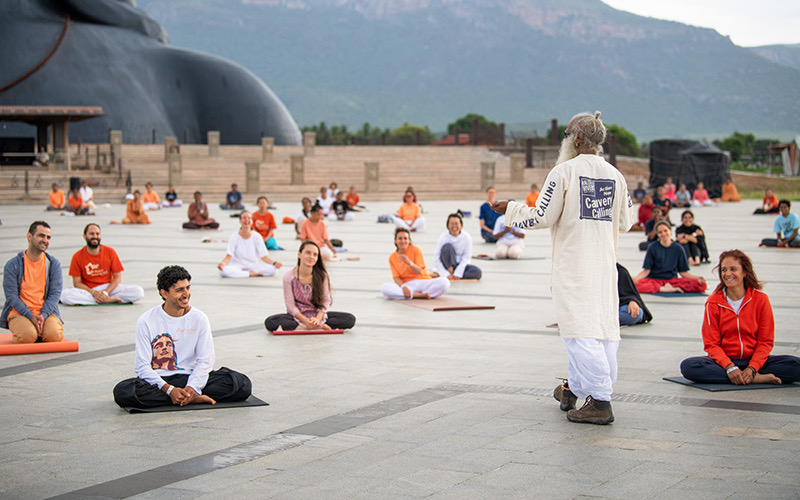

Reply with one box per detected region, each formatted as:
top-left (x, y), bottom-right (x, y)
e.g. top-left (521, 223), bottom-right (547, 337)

top-left (505, 154), bottom-right (634, 341)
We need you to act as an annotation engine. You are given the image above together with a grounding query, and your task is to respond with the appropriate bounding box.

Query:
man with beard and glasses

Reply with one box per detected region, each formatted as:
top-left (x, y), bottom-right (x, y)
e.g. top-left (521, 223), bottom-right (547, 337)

top-left (491, 111), bottom-right (634, 425)
top-left (60, 224), bottom-right (144, 305)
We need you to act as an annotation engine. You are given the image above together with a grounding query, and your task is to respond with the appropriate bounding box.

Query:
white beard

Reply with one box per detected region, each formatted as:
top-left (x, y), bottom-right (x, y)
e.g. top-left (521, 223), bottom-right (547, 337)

top-left (556, 137), bottom-right (579, 165)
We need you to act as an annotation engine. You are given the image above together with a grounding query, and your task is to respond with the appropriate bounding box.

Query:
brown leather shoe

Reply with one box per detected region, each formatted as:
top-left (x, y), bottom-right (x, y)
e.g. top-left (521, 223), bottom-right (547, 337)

top-left (567, 396), bottom-right (614, 425)
top-left (553, 381), bottom-right (577, 411)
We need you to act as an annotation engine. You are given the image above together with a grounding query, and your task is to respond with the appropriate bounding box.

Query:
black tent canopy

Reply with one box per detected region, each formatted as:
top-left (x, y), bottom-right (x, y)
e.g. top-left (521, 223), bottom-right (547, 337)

top-left (649, 139), bottom-right (731, 199)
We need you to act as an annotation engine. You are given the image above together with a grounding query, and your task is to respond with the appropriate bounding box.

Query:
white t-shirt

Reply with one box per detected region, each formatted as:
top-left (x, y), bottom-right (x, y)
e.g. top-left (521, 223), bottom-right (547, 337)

top-left (134, 305), bottom-right (215, 394)
top-left (493, 215), bottom-right (525, 246)
top-left (226, 231), bottom-right (268, 267)
top-left (433, 231), bottom-right (473, 278)
top-left (79, 185), bottom-right (94, 201)
top-left (505, 154), bottom-right (634, 341)
top-left (316, 196), bottom-right (334, 215)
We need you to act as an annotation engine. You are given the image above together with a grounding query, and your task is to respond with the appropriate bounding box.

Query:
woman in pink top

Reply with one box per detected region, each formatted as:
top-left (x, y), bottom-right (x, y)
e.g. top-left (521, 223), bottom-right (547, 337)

top-left (264, 241), bottom-right (355, 332)
top-left (663, 177), bottom-right (677, 201)
top-left (691, 182), bottom-right (714, 207)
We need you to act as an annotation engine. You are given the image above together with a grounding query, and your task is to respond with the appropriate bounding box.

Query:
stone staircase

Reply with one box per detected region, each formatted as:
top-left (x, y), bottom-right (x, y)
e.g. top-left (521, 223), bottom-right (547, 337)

top-left (0, 143), bottom-right (649, 205)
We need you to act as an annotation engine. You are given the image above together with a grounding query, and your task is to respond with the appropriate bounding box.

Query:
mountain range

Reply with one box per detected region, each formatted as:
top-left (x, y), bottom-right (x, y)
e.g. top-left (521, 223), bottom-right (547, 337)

top-left (136, 0), bottom-right (800, 142)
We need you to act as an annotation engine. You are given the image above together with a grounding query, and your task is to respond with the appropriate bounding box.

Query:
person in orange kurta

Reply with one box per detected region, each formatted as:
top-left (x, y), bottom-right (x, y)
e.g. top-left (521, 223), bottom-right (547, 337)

top-left (47, 183), bottom-right (65, 211)
top-left (718, 180), bottom-right (741, 202)
top-left (393, 190), bottom-right (426, 232)
top-left (112, 191), bottom-right (150, 224)
top-left (380, 228), bottom-right (449, 300)
top-left (68, 189), bottom-right (93, 215)
top-left (525, 183), bottom-right (540, 207)
top-left (300, 204), bottom-right (337, 260)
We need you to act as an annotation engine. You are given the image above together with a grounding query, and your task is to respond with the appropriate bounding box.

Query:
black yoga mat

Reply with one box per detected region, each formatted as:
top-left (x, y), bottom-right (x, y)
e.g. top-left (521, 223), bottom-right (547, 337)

top-left (122, 395), bottom-right (269, 413)
top-left (663, 376), bottom-right (800, 392)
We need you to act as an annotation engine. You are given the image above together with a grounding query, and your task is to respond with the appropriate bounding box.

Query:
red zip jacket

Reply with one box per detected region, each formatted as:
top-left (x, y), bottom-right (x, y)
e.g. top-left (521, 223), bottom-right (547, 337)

top-left (702, 287), bottom-right (774, 372)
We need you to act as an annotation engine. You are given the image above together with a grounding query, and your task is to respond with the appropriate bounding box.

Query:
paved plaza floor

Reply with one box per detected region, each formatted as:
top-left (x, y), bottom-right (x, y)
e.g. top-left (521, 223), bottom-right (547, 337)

top-left (0, 197), bottom-right (798, 499)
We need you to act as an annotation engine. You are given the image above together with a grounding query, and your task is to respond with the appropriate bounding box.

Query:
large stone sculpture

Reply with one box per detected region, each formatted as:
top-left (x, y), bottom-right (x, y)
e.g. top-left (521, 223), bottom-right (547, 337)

top-left (0, 0), bottom-right (301, 145)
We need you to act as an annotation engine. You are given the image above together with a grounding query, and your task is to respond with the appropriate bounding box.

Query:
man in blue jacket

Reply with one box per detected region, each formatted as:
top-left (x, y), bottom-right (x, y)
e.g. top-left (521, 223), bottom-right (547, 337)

top-left (1, 221), bottom-right (64, 344)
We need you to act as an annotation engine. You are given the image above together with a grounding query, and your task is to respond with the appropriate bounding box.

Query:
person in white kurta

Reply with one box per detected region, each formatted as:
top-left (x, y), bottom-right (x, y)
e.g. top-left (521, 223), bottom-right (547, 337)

top-left (433, 213), bottom-right (482, 280)
top-left (218, 212), bottom-right (282, 278)
top-left (495, 111), bottom-right (635, 425)
top-left (493, 215), bottom-right (525, 259)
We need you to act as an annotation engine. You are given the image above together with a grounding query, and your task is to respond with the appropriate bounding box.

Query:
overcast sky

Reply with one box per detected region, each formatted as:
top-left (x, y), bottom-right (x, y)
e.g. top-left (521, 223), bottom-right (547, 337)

top-left (602, 0), bottom-right (800, 47)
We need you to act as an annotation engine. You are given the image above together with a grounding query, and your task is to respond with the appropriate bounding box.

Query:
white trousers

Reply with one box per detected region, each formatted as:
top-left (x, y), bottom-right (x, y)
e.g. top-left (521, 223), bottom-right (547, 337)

top-left (143, 202), bottom-right (160, 210)
top-left (60, 282), bottom-right (144, 305)
top-left (562, 337), bottom-right (619, 402)
top-left (495, 243), bottom-right (523, 259)
top-left (162, 200), bottom-right (183, 207)
top-left (381, 277), bottom-right (450, 300)
top-left (393, 216), bottom-right (426, 233)
top-left (219, 262), bottom-right (276, 278)
top-left (328, 213), bottom-right (354, 221)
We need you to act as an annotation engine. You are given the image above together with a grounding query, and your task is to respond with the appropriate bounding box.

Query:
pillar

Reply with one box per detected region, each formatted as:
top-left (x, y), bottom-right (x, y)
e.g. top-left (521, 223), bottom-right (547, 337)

top-left (608, 133), bottom-right (617, 167)
top-left (261, 137), bottom-right (274, 161)
top-left (208, 131), bottom-right (220, 157)
top-left (168, 153), bottom-right (182, 185)
top-left (303, 131), bottom-right (316, 156)
top-left (510, 154), bottom-right (525, 183)
top-left (52, 121), bottom-right (70, 171)
top-left (365, 162), bottom-right (379, 192)
top-left (109, 130), bottom-right (122, 174)
top-left (480, 162), bottom-right (495, 191)
top-left (525, 139), bottom-right (534, 169)
top-left (290, 155), bottom-right (304, 185)
top-left (550, 119), bottom-right (559, 146)
top-left (164, 136), bottom-right (177, 161)
top-left (245, 161), bottom-right (260, 193)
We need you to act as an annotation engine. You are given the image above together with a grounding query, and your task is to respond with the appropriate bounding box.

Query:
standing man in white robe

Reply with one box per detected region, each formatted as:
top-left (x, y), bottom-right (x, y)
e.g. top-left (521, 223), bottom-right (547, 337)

top-left (492, 111), bottom-right (634, 424)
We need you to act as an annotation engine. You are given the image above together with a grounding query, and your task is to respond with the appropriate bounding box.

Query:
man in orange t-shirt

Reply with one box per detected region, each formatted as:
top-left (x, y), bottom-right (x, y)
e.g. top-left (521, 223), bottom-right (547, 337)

top-left (345, 185), bottom-right (361, 211)
top-left (252, 196), bottom-right (280, 249)
top-left (0, 221), bottom-right (64, 344)
top-left (525, 183), bottom-right (539, 207)
top-left (60, 223), bottom-right (145, 306)
top-left (68, 188), bottom-right (92, 215)
top-left (48, 183), bottom-right (65, 211)
top-left (300, 204), bottom-right (337, 260)
top-left (142, 182), bottom-right (161, 210)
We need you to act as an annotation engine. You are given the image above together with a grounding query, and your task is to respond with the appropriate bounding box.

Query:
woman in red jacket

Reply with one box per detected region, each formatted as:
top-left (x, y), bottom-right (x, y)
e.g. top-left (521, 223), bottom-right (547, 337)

top-left (680, 249), bottom-right (800, 384)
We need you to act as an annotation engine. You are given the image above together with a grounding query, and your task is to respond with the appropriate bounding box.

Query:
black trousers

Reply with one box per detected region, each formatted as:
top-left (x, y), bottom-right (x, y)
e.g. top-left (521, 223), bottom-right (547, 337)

top-left (113, 367), bottom-right (252, 409)
top-left (680, 355), bottom-right (800, 384)
top-left (264, 311), bottom-right (356, 331)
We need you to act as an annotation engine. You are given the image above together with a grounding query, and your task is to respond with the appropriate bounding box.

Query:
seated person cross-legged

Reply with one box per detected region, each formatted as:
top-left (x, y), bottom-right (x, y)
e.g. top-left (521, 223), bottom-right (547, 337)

top-left (617, 263), bottom-right (652, 326)
top-left (433, 212), bottom-right (482, 281)
top-left (264, 241), bottom-right (355, 331)
top-left (674, 210), bottom-right (709, 265)
top-left (113, 266), bottom-right (252, 409)
top-left (393, 190), bottom-right (426, 232)
top-left (633, 221), bottom-right (707, 294)
top-left (493, 214), bottom-right (525, 259)
top-left (680, 250), bottom-right (800, 385)
top-left (381, 228), bottom-right (450, 300)
top-left (183, 191), bottom-right (219, 230)
top-left (218, 212), bottom-right (282, 278)
top-left (760, 199), bottom-right (800, 248)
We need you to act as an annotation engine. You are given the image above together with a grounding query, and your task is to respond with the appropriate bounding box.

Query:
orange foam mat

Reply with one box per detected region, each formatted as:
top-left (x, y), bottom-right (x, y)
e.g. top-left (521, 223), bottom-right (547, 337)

top-left (271, 329), bottom-right (344, 335)
top-left (396, 297), bottom-right (495, 311)
top-left (0, 333), bottom-right (79, 355)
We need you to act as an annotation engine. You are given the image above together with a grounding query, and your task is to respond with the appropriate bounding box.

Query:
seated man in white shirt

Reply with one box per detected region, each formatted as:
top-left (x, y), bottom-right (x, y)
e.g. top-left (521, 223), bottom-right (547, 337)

top-left (60, 223), bottom-right (144, 305)
top-left (113, 265), bottom-right (252, 409)
top-left (79, 180), bottom-right (96, 209)
top-left (218, 211), bottom-right (282, 277)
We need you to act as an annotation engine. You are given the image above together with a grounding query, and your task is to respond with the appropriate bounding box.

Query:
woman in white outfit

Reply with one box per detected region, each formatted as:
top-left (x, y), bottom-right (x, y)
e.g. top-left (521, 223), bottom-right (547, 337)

top-left (218, 212), bottom-right (282, 278)
top-left (433, 212), bottom-right (482, 280)
top-left (493, 214), bottom-right (525, 259)
top-left (381, 228), bottom-right (450, 299)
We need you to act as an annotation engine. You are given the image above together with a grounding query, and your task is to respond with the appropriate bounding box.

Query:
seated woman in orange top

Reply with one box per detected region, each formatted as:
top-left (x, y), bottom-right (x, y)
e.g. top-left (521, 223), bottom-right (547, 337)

top-left (345, 185), bottom-right (362, 211)
top-left (112, 190), bottom-right (150, 224)
top-left (300, 204), bottom-right (337, 260)
top-left (393, 189), bottom-right (426, 232)
top-left (142, 182), bottom-right (161, 210)
top-left (718, 180), bottom-right (740, 202)
top-left (753, 188), bottom-right (779, 215)
top-left (381, 228), bottom-right (450, 300)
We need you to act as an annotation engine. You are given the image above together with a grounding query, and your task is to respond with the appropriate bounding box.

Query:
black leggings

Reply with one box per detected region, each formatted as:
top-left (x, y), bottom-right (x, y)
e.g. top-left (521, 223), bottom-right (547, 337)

top-left (113, 367), bottom-right (251, 409)
top-left (264, 312), bottom-right (356, 331)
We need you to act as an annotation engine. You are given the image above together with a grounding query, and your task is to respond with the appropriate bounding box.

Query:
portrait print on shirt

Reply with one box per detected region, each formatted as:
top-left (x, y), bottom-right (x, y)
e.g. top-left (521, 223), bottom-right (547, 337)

top-left (580, 176), bottom-right (615, 222)
top-left (150, 333), bottom-right (181, 370)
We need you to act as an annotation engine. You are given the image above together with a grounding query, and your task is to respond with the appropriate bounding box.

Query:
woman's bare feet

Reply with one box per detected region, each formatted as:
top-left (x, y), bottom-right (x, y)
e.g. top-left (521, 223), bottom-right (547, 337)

top-left (753, 372), bottom-right (782, 384)
top-left (412, 292), bottom-right (431, 299)
top-left (402, 286), bottom-right (411, 298)
top-left (319, 323), bottom-right (332, 330)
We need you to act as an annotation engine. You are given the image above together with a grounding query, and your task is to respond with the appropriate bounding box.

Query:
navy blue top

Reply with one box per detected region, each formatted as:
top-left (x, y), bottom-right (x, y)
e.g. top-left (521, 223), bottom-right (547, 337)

top-left (643, 241), bottom-right (689, 280)
top-left (480, 202), bottom-right (499, 230)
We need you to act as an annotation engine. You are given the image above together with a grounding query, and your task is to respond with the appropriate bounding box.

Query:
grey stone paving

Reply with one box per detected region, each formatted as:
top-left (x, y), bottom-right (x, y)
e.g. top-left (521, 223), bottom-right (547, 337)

top-left (0, 196), bottom-right (799, 499)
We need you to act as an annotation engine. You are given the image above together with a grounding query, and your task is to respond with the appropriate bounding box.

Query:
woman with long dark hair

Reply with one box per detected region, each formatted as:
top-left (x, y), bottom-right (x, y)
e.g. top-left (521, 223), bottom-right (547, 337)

top-left (264, 241), bottom-right (355, 332)
top-left (680, 249), bottom-right (800, 384)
